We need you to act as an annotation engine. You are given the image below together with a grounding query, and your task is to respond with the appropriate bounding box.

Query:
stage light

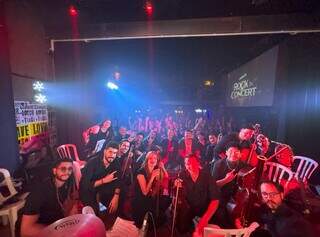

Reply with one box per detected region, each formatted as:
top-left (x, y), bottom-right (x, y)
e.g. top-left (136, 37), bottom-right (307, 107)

top-left (107, 81), bottom-right (119, 90)
top-left (195, 108), bottom-right (202, 113)
top-left (145, 1), bottom-right (153, 16)
top-left (34, 94), bottom-right (47, 104)
top-left (69, 5), bottom-right (78, 17)
top-left (204, 80), bottom-right (214, 87)
top-left (33, 81), bottom-right (44, 92)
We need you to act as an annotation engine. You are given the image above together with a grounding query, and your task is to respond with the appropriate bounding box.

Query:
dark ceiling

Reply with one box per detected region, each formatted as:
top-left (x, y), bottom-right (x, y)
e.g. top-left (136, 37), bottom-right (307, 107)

top-left (14, 0), bottom-right (319, 102)
top-left (35, 0), bottom-right (320, 28)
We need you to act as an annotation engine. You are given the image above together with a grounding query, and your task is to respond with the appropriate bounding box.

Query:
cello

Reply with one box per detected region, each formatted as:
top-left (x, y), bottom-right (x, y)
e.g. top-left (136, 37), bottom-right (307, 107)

top-left (231, 124), bottom-right (267, 227)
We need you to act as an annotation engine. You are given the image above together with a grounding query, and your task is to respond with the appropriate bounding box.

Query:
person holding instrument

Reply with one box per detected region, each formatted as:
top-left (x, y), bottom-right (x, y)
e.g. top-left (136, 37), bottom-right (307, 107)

top-left (211, 142), bottom-right (249, 227)
top-left (173, 154), bottom-right (220, 236)
top-left (132, 151), bottom-right (170, 228)
top-left (213, 124), bottom-right (254, 160)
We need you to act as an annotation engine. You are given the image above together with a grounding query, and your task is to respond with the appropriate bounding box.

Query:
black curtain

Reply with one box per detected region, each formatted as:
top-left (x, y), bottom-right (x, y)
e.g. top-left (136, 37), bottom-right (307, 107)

top-left (0, 3), bottom-right (20, 171)
top-left (284, 34), bottom-right (320, 159)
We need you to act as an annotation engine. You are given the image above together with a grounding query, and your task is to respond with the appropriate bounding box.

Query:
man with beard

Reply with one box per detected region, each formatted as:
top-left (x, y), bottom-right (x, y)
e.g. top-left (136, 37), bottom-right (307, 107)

top-left (80, 141), bottom-right (121, 215)
top-left (210, 142), bottom-right (247, 227)
top-left (250, 181), bottom-right (315, 237)
top-left (19, 158), bottom-right (78, 237)
top-left (174, 155), bottom-right (220, 236)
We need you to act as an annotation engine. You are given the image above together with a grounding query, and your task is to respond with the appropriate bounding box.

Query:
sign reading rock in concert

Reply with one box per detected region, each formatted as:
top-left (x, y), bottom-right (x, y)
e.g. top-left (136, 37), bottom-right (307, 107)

top-left (226, 46), bottom-right (278, 107)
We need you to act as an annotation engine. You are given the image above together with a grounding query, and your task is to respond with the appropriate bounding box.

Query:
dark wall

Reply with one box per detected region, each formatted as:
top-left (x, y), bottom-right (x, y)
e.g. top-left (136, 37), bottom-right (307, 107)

top-left (0, 3), bottom-right (20, 171)
top-left (283, 34), bottom-right (320, 159)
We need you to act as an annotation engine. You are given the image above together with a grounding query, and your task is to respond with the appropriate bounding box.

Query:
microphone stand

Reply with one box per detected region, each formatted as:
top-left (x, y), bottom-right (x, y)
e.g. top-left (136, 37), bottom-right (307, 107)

top-left (171, 172), bottom-right (181, 237)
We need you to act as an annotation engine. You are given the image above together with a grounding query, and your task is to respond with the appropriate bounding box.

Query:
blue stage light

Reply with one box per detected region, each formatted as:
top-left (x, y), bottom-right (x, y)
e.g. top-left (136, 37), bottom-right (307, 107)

top-left (107, 81), bottom-right (119, 90)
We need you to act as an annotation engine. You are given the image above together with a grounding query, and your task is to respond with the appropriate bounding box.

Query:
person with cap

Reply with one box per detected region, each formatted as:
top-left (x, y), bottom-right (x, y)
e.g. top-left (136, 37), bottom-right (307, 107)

top-left (18, 158), bottom-right (79, 237)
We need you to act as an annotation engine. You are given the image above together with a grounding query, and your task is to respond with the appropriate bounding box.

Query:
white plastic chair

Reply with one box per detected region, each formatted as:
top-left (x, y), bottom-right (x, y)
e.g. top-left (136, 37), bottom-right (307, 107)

top-left (0, 169), bottom-right (26, 237)
top-left (293, 156), bottom-right (318, 183)
top-left (57, 144), bottom-right (86, 167)
top-left (0, 169), bottom-right (17, 204)
top-left (263, 162), bottom-right (294, 189)
top-left (204, 222), bottom-right (259, 237)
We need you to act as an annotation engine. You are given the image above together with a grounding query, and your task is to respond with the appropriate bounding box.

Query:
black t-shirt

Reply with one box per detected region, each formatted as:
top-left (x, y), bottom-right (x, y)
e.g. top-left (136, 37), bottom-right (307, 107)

top-left (133, 168), bottom-right (154, 200)
top-left (22, 178), bottom-right (68, 224)
top-left (87, 128), bottom-right (114, 152)
top-left (180, 169), bottom-right (220, 216)
top-left (211, 159), bottom-right (246, 204)
top-left (255, 203), bottom-right (315, 237)
top-left (79, 154), bottom-right (121, 208)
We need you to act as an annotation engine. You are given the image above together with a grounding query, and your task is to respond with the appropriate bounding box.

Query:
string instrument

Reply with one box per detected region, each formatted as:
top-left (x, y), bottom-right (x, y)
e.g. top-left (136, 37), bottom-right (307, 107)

top-left (239, 124), bottom-right (261, 167)
top-left (232, 124), bottom-right (266, 227)
top-left (121, 146), bottom-right (134, 185)
top-left (120, 146), bottom-right (136, 219)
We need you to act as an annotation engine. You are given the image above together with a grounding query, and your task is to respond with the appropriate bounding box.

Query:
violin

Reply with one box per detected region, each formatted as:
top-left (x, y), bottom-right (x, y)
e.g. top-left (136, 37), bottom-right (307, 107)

top-left (239, 124), bottom-right (261, 167)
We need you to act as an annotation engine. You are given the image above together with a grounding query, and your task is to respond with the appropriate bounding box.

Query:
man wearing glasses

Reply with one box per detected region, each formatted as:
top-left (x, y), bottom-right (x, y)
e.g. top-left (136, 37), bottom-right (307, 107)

top-left (250, 181), bottom-right (314, 237)
top-left (19, 158), bottom-right (78, 237)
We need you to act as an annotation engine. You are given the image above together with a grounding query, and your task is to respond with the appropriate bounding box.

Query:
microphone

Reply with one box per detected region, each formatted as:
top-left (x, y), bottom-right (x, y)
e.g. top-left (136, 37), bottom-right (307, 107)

top-left (138, 212), bottom-right (149, 237)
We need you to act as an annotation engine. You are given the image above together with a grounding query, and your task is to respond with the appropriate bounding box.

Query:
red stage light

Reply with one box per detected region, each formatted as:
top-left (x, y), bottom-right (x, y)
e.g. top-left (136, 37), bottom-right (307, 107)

top-left (69, 5), bottom-right (78, 17)
top-left (145, 1), bottom-right (153, 16)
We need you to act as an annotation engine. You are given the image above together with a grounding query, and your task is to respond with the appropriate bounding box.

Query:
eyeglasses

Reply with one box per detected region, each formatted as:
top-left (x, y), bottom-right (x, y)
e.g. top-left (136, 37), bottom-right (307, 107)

top-left (261, 192), bottom-right (280, 198)
top-left (58, 167), bottom-right (73, 173)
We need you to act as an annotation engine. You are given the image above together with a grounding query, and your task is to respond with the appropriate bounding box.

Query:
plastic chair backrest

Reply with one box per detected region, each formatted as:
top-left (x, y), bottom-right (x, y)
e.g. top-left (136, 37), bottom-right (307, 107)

top-left (293, 156), bottom-right (318, 182)
top-left (264, 162), bottom-right (294, 189)
top-left (204, 225), bottom-right (250, 237)
top-left (0, 168), bottom-right (18, 204)
top-left (37, 214), bottom-right (106, 237)
top-left (57, 144), bottom-right (80, 162)
top-left (82, 206), bottom-right (95, 215)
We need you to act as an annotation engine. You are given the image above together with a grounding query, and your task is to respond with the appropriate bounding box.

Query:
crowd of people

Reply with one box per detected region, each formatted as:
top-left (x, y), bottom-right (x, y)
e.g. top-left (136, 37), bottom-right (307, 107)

top-left (16, 113), bottom-right (319, 237)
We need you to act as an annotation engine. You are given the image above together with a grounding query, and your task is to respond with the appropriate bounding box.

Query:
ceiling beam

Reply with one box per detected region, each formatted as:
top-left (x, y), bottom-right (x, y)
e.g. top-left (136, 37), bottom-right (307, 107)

top-left (49, 13), bottom-right (320, 50)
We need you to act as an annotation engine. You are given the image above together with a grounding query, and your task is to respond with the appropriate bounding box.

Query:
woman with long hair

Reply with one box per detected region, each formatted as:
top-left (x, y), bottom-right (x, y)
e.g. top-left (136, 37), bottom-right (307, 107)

top-left (132, 151), bottom-right (170, 228)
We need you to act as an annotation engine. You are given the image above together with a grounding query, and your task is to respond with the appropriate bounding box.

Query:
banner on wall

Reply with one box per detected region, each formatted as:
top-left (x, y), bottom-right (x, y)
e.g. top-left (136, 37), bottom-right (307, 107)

top-left (14, 101), bottom-right (49, 144)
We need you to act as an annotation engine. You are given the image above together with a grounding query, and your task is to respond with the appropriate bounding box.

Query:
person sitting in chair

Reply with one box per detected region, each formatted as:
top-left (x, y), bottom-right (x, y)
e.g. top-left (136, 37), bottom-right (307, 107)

top-left (250, 181), bottom-right (315, 237)
top-left (174, 154), bottom-right (220, 236)
top-left (18, 158), bottom-right (79, 237)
